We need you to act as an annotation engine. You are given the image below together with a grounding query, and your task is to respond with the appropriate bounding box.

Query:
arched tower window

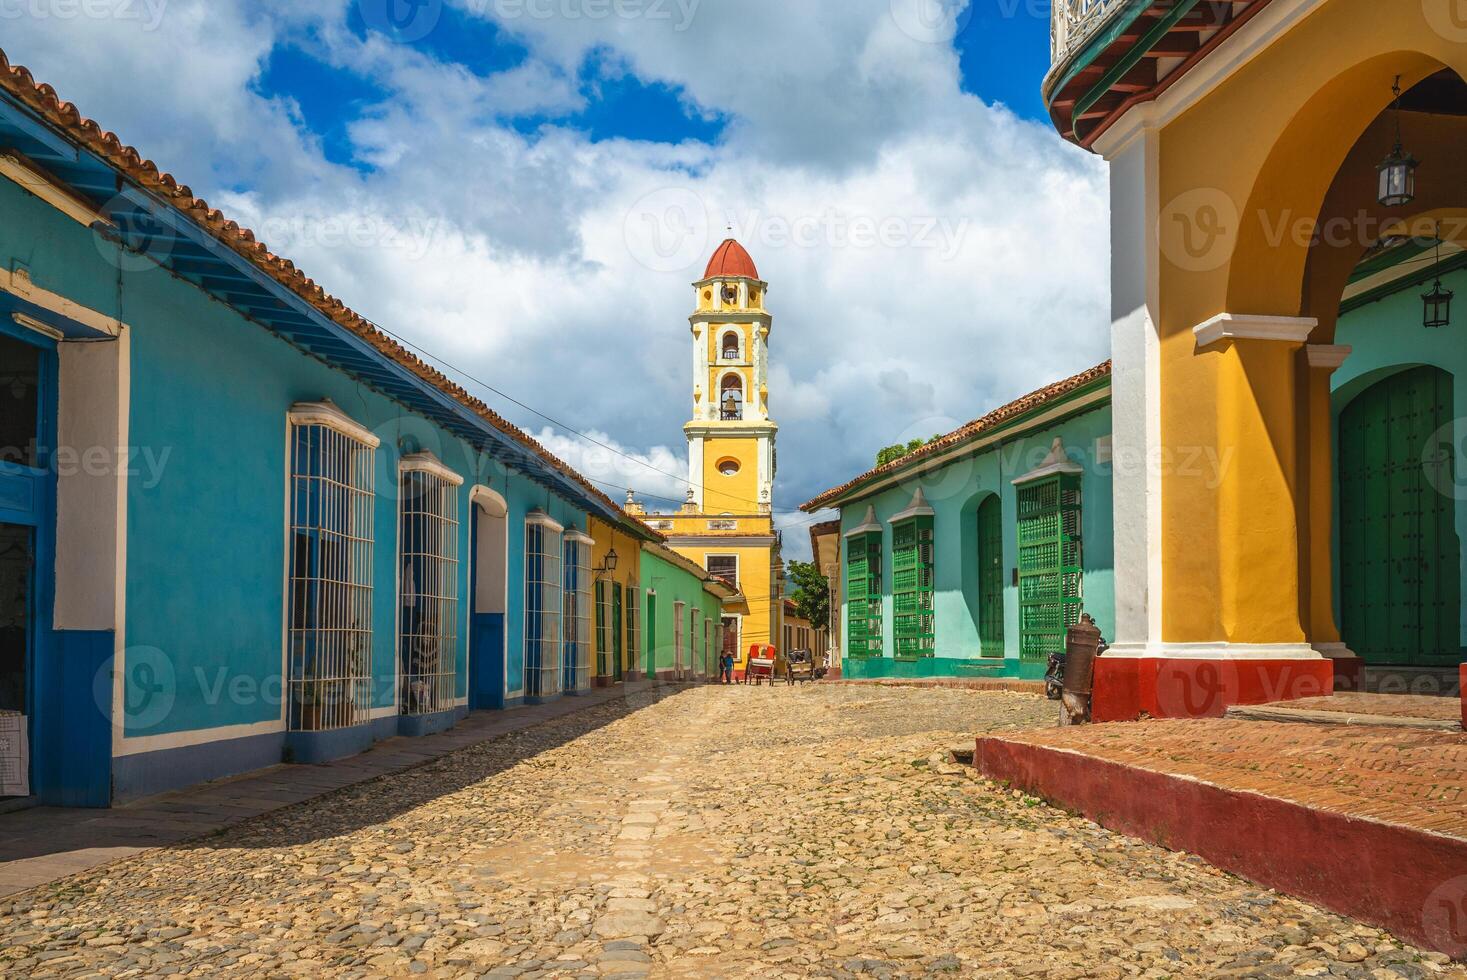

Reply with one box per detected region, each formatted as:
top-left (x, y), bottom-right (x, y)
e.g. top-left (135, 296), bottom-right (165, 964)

top-left (721, 331), bottom-right (740, 360)
top-left (720, 374), bottom-right (744, 421)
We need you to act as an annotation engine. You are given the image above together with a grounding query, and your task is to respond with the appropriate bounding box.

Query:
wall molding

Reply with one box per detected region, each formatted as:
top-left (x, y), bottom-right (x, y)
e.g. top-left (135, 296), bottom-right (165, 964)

top-left (1194, 313), bottom-right (1318, 350)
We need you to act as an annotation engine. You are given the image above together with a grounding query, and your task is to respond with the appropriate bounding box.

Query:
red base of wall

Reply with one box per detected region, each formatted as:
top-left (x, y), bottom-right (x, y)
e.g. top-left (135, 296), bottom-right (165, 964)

top-left (977, 737), bottom-right (1467, 958)
top-left (1092, 657), bottom-right (1334, 722)
top-left (1461, 665), bottom-right (1466, 730)
top-left (1332, 656), bottom-right (1364, 692)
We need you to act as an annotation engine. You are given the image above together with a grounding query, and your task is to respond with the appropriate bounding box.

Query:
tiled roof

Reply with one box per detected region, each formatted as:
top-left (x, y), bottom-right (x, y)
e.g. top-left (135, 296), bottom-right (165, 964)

top-left (801, 361), bottom-right (1112, 512)
top-left (0, 47), bottom-right (658, 543)
top-left (703, 239), bottom-right (759, 280)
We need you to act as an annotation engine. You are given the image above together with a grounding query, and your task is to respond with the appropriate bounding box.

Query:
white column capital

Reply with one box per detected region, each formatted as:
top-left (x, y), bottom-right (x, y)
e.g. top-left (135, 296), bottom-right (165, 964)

top-left (1194, 313), bottom-right (1318, 350)
top-left (1304, 344), bottom-right (1352, 371)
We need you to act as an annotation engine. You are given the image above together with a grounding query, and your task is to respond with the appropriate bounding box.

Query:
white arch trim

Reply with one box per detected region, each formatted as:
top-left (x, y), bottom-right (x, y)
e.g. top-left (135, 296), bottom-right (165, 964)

top-left (288, 400), bottom-right (381, 448)
top-left (400, 450), bottom-right (464, 486)
top-left (470, 484), bottom-right (509, 518)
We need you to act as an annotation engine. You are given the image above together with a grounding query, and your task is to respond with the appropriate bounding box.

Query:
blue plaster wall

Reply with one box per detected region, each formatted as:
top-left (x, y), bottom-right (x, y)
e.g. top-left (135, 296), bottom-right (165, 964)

top-left (837, 403), bottom-right (1114, 679)
top-left (1333, 266), bottom-right (1467, 652)
top-left (0, 173), bottom-right (588, 762)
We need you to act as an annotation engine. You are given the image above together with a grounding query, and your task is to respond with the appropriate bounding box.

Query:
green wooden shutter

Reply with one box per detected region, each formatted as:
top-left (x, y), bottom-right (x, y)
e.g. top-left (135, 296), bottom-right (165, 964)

top-left (1017, 473), bottom-right (1082, 663)
top-left (892, 516), bottom-right (935, 660)
top-left (846, 531), bottom-right (883, 659)
top-left (978, 495), bottom-right (1005, 658)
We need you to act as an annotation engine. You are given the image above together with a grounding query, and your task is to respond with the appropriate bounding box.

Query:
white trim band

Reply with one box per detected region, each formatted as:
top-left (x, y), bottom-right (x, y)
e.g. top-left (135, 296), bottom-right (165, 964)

top-left (564, 529), bottom-right (595, 546)
top-left (399, 451), bottom-right (464, 486)
top-left (470, 484), bottom-right (508, 518)
top-left (1194, 313), bottom-right (1317, 350)
top-left (1104, 641), bottom-right (1325, 661)
top-left (526, 510), bottom-right (564, 533)
top-left (288, 401), bottom-right (381, 448)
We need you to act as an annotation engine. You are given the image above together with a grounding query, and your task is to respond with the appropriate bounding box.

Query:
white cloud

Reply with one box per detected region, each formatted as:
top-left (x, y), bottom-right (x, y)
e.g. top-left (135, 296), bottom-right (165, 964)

top-left (0, 0), bottom-right (1111, 563)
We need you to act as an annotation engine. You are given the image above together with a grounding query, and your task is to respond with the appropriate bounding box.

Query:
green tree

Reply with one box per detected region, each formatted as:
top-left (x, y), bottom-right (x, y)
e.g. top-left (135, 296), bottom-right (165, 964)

top-left (874, 435), bottom-right (945, 468)
top-left (785, 559), bottom-right (830, 632)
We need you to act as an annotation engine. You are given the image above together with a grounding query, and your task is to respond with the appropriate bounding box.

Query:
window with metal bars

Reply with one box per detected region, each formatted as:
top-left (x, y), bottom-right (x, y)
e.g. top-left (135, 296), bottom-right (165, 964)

top-left (398, 458), bottom-right (461, 717)
top-left (287, 413), bottom-right (376, 733)
top-left (595, 580), bottom-right (611, 678)
top-left (891, 516), bottom-right (935, 660)
top-left (845, 531), bottom-right (883, 659)
top-left (1017, 474), bottom-right (1083, 663)
top-left (673, 600), bottom-right (686, 677)
top-left (524, 513), bottom-right (563, 698)
top-left (562, 533), bottom-right (592, 693)
top-left (625, 584), bottom-right (641, 674)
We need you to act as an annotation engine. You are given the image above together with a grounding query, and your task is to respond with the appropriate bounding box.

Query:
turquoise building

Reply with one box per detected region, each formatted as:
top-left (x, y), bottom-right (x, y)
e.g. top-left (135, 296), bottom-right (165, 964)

top-left (803, 364), bottom-right (1114, 682)
top-left (0, 54), bottom-right (664, 806)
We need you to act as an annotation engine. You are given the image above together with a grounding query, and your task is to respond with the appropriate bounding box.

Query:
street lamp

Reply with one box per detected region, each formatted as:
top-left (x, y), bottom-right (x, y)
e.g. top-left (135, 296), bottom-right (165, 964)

top-left (598, 547), bottom-right (619, 574)
top-left (1423, 229), bottom-right (1454, 329)
top-left (1378, 76), bottom-right (1419, 208)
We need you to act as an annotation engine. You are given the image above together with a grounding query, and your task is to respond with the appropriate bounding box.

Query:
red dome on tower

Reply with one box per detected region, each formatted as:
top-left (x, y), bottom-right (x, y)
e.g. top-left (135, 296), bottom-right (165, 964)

top-left (704, 239), bottom-right (759, 280)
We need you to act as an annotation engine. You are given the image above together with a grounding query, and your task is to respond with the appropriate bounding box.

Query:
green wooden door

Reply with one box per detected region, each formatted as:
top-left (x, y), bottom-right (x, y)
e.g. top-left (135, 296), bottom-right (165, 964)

top-left (645, 593), bottom-right (657, 679)
top-left (1339, 366), bottom-right (1460, 667)
top-left (978, 495), bottom-right (1005, 658)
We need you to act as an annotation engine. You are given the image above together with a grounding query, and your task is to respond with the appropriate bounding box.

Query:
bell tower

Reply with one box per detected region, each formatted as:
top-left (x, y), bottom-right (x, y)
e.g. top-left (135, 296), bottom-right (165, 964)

top-left (685, 239), bottom-right (777, 514)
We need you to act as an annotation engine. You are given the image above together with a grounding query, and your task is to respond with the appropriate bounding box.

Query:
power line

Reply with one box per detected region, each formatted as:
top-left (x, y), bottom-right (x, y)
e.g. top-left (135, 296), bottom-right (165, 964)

top-left (362, 316), bottom-right (823, 516)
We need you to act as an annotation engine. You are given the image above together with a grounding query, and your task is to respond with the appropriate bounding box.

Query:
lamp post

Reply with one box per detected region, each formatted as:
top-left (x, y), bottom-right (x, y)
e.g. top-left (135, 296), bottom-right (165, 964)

top-left (1423, 229), bottom-right (1454, 329)
top-left (1377, 76), bottom-right (1419, 208)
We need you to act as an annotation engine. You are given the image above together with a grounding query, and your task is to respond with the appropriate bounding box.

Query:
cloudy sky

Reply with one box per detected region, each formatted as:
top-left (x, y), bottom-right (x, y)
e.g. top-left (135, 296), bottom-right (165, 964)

top-left (3, 0), bottom-right (1110, 558)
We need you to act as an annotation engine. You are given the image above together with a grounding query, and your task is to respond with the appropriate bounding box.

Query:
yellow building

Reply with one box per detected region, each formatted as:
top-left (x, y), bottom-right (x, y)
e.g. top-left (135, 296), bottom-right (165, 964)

top-left (1043, 0), bottom-right (1467, 715)
top-left (627, 240), bottom-right (783, 676)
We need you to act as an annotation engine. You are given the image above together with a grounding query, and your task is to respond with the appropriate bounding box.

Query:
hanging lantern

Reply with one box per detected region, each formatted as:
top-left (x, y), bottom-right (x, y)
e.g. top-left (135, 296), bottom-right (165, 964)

top-left (1422, 227), bottom-right (1453, 329)
top-left (1378, 76), bottom-right (1419, 208)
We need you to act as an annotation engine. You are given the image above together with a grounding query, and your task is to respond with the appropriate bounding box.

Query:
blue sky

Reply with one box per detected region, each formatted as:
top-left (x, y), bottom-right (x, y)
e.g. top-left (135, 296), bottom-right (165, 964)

top-left (1, 0), bottom-right (1105, 556)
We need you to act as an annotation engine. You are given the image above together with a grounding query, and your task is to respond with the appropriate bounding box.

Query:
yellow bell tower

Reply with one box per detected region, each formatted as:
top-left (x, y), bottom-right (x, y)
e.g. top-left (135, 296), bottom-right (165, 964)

top-left (626, 239), bottom-right (783, 675)
top-left (686, 238), bottom-right (777, 514)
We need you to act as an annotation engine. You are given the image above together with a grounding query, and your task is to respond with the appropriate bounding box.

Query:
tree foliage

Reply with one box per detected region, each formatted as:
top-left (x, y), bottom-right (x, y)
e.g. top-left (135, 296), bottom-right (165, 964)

top-left (875, 435), bottom-right (943, 468)
top-left (785, 559), bottom-right (830, 632)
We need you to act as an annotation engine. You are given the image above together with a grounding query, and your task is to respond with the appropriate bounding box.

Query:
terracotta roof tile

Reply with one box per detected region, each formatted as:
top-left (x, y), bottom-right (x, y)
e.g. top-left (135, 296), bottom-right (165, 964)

top-left (0, 47), bottom-right (658, 542)
top-left (800, 360), bottom-right (1111, 512)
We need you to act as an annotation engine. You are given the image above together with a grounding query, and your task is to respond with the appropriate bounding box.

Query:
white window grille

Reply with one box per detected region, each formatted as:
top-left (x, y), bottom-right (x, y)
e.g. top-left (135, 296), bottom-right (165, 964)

top-left (563, 531), bottom-right (593, 693)
top-left (398, 454), bottom-right (461, 717)
top-left (286, 405), bottom-right (378, 734)
top-left (625, 584), bottom-right (640, 675)
top-left (525, 511), bottom-right (564, 698)
top-left (703, 618), bottom-right (712, 679)
top-left (595, 579), bottom-right (612, 678)
top-left (673, 600), bottom-right (686, 678)
top-left (690, 609), bottom-right (702, 678)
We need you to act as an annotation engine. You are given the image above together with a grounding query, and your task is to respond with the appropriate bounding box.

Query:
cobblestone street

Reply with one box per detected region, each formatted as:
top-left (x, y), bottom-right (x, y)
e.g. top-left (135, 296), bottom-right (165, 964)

top-left (2, 685), bottom-right (1461, 979)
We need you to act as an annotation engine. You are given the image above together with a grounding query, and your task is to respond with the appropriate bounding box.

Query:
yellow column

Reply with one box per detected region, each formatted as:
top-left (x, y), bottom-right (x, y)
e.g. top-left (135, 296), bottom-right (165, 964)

top-left (1164, 315), bottom-right (1315, 647)
top-left (1301, 345), bottom-right (1353, 648)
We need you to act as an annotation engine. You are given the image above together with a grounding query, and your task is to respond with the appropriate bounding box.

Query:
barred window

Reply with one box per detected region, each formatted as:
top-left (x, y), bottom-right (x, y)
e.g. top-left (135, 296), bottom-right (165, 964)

top-left (563, 531), bottom-right (593, 693)
top-left (625, 584), bottom-right (641, 675)
top-left (399, 454), bottom-right (461, 717)
top-left (706, 554), bottom-right (739, 588)
top-left (673, 600), bottom-right (686, 677)
top-left (525, 512), bottom-right (564, 698)
top-left (595, 579), bottom-right (612, 677)
top-left (287, 404), bottom-right (378, 733)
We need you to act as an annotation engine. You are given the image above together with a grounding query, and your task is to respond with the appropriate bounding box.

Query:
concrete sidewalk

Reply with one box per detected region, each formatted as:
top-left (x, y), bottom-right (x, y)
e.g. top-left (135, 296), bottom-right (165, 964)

top-left (0, 681), bottom-right (680, 899)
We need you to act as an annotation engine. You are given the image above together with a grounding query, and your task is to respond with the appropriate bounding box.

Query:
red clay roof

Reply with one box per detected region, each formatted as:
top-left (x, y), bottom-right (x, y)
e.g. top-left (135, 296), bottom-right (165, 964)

top-left (801, 361), bottom-right (1112, 512)
top-left (704, 239), bottom-right (759, 280)
top-left (0, 47), bottom-right (658, 542)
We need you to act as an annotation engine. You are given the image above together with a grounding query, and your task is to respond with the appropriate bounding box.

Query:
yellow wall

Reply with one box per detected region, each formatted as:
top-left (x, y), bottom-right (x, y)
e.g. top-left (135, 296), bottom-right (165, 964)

top-left (701, 436), bottom-right (762, 513)
top-left (667, 540), bottom-right (778, 667)
top-left (1149, 0), bottom-right (1467, 644)
top-left (589, 518), bottom-right (644, 679)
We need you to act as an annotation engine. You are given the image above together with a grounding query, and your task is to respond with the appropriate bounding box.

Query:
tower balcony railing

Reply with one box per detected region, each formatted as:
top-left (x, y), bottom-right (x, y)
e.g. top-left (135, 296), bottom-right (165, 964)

top-left (1051, 0), bottom-right (1141, 67)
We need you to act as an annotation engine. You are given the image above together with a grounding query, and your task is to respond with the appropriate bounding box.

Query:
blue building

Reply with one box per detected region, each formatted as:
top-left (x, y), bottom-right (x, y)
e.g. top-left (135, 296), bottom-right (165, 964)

top-left (0, 52), bottom-right (658, 807)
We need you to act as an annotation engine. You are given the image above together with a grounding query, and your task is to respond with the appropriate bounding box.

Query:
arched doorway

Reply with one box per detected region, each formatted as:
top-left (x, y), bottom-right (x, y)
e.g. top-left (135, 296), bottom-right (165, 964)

top-left (469, 487), bottom-right (508, 710)
top-left (977, 495), bottom-right (1005, 659)
top-left (1338, 366), bottom-right (1461, 671)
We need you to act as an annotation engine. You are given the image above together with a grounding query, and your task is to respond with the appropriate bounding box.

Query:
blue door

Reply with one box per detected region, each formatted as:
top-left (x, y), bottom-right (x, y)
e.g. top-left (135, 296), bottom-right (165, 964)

top-left (0, 322), bottom-right (58, 802)
top-left (468, 507), bottom-right (506, 710)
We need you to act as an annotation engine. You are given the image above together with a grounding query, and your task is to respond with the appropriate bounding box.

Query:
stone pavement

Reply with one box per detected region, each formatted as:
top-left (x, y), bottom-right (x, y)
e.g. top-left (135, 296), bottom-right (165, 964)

top-left (0, 683), bottom-right (672, 899)
top-left (3, 684), bottom-right (1463, 978)
top-left (1227, 692), bottom-right (1462, 729)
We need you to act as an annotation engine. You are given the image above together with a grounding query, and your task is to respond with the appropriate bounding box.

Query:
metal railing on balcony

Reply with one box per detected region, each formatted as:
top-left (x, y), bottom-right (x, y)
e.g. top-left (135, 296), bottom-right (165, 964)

top-left (1051, 0), bottom-right (1139, 66)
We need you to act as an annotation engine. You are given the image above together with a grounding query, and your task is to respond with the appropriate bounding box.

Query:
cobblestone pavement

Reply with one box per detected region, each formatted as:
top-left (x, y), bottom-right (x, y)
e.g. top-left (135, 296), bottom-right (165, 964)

top-left (1, 684), bottom-right (1461, 979)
